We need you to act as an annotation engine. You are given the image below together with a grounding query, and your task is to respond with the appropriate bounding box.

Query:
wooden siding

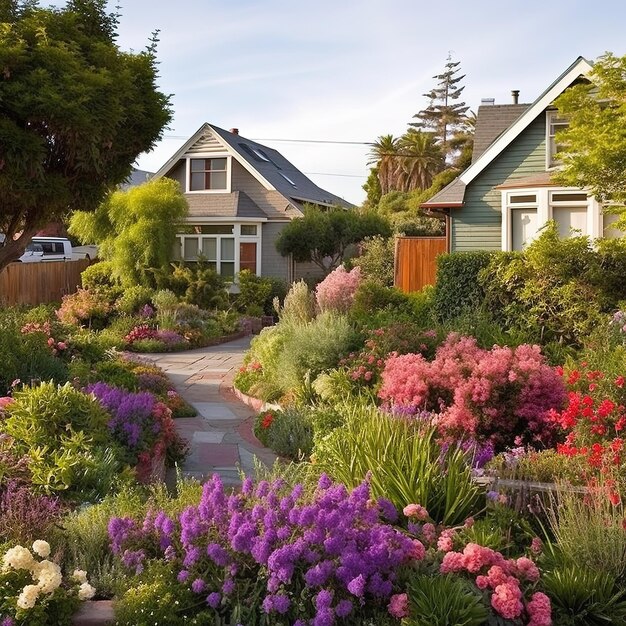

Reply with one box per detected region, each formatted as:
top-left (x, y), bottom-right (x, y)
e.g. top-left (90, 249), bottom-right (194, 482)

top-left (261, 222), bottom-right (291, 280)
top-left (452, 115), bottom-right (547, 251)
top-left (0, 259), bottom-right (91, 306)
top-left (394, 237), bottom-right (447, 293)
top-left (185, 131), bottom-right (224, 155)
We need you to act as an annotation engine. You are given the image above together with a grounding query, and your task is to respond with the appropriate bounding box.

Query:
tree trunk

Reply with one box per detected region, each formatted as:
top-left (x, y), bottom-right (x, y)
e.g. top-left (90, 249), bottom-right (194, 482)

top-left (0, 228), bottom-right (39, 274)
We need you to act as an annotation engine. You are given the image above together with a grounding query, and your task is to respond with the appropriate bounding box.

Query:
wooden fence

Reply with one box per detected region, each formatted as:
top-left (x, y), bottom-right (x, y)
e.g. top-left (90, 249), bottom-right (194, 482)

top-left (0, 259), bottom-right (91, 306)
top-left (394, 237), bottom-right (447, 293)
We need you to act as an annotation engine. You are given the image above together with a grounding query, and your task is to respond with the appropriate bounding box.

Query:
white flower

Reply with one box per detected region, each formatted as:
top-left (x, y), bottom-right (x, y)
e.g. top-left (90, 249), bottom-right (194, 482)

top-left (32, 540), bottom-right (51, 558)
top-left (72, 569), bottom-right (88, 584)
top-left (78, 582), bottom-right (96, 601)
top-left (35, 560), bottom-right (63, 593)
top-left (17, 584), bottom-right (40, 609)
top-left (2, 545), bottom-right (35, 572)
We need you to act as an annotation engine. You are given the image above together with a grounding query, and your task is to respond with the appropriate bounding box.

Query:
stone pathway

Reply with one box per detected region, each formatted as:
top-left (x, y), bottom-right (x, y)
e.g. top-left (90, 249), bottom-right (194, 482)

top-left (138, 336), bottom-right (277, 486)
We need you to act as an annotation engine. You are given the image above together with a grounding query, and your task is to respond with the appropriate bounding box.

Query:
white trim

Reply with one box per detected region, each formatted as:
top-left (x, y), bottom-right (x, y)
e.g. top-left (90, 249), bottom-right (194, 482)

top-left (185, 154), bottom-right (232, 194)
top-left (460, 57), bottom-right (593, 186)
top-left (501, 185), bottom-right (601, 251)
top-left (182, 216), bottom-right (268, 223)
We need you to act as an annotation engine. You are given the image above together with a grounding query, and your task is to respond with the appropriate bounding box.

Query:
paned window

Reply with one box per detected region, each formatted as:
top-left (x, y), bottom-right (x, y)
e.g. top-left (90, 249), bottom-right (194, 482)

top-left (189, 158), bottom-right (227, 190)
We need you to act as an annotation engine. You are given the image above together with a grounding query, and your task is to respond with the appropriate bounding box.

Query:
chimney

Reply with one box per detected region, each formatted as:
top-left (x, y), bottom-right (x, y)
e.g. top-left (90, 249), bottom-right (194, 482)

top-left (480, 98), bottom-right (495, 106)
top-left (229, 128), bottom-right (239, 135)
top-left (511, 90), bottom-right (520, 104)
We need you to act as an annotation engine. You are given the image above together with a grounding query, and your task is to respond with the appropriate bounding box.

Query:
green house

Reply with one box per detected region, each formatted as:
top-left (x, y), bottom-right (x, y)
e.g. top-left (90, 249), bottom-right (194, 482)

top-left (422, 57), bottom-right (621, 252)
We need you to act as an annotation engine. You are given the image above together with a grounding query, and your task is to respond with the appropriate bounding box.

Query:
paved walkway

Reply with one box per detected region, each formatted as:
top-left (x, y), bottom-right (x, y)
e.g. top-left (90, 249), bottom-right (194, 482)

top-left (139, 336), bottom-right (277, 487)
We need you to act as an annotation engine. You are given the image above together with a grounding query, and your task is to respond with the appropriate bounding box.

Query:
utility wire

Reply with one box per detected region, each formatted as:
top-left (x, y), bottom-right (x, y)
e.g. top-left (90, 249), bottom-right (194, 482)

top-left (162, 134), bottom-right (372, 146)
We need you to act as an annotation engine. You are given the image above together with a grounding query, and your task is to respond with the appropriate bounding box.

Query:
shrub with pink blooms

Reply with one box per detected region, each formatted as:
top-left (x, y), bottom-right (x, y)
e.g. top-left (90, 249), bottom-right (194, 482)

top-left (378, 333), bottom-right (566, 450)
top-left (315, 265), bottom-right (362, 314)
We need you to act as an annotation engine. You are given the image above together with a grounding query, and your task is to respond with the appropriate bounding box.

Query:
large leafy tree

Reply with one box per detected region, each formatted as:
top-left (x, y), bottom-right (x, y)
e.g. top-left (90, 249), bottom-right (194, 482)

top-left (555, 52), bottom-right (626, 229)
top-left (411, 55), bottom-right (470, 163)
top-left (69, 178), bottom-right (187, 288)
top-left (0, 0), bottom-right (172, 270)
top-left (275, 206), bottom-right (392, 274)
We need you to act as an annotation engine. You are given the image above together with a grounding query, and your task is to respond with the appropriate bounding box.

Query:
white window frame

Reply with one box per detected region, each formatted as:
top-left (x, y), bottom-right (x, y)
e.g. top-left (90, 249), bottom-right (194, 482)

top-left (501, 187), bottom-right (601, 251)
top-left (186, 154), bottom-right (232, 194)
top-left (545, 111), bottom-right (569, 171)
top-left (174, 221), bottom-right (263, 277)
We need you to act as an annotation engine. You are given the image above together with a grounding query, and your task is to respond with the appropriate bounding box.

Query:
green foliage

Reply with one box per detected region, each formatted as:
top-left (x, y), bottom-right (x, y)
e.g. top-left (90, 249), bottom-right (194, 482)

top-left (275, 206), bottom-right (391, 274)
top-left (541, 563), bottom-right (626, 626)
top-left (69, 179), bottom-right (187, 289)
top-left (554, 52), bottom-right (626, 219)
top-left (115, 286), bottom-right (154, 315)
top-left (434, 250), bottom-right (494, 320)
top-left (235, 270), bottom-right (273, 316)
top-left (2, 382), bottom-right (126, 498)
top-left (274, 280), bottom-right (316, 326)
top-left (481, 224), bottom-right (626, 346)
top-left (164, 260), bottom-right (229, 309)
top-left (314, 405), bottom-right (481, 525)
top-left (404, 575), bottom-right (488, 626)
top-left (253, 407), bottom-right (314, 461)
top-left (350, 235), bottom-right (395, 286)
top-left (55, 288), bottom-right (113, 329)
top-left (0, 0), bottom-right (172, 271)
top-left (362, 165), bottom-right (382, 206)
top-left (277, 313), bottom-right (359, 396)
top-left (80, 261), bottom-right (120, 293)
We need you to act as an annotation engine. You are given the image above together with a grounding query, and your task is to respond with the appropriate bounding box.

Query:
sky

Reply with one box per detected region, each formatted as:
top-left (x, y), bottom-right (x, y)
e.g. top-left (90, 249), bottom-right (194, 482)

top-left (47, 0), bottom-right (626, 205)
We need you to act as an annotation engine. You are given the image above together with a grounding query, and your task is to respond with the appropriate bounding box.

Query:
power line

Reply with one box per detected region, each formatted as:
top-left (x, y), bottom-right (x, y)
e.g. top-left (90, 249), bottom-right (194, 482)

top-left (162, 134), bottom-right (372, 146)
top-left (305, 172), bottom-right (367, 178)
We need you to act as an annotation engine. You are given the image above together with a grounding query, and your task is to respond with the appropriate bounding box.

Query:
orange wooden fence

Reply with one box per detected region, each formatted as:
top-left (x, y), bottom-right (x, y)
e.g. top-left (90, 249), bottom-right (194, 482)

top-left (394, 237), bottom-right (447, 293)
top-left (0, 259), bottom-right (91, 306)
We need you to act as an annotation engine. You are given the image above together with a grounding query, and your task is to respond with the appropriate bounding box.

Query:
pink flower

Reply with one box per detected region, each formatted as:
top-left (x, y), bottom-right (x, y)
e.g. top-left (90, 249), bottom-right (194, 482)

top-left (491, 582), bottom-right (523, 619)
top-left (530, 537), bottom-right (543, 555)
top-left (526, 591), bottom-right (552, 626)
top-left (421, 523), bottom-right (437, 543)
top-left (411, 540), bottom-right (426, 560)
top-left (476, 575), bottom-right (490, 590)
top-left (462, 543), bottom-right (494, 573)
top-left (437, 534), bottom-right (454, 552)
top-left (403, 504), bottom-right (429, 520)
top-left (57, 341), bottom-right (67, 350)
top-left (387, 593), bottom-right (409, 619)
top-left (516, 556), bottom-right (540, 582)
top-left (440, 551), bottom-right (465, 573)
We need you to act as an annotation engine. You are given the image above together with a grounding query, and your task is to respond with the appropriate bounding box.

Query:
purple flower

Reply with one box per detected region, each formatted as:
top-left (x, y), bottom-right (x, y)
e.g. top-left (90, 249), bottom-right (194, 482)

top-left (315, 589), bottom-right (334, 609)
top-left (177, 570), bottom-right (190, 583)
top-left (191, 578), bottom-right (205, 594)
top-left (206, 592), bottom-right (221, 608)
top-left (347, 574), bottom-right (366, 597)
top-left (335, 599), bottom-right (353, 617)
top-left (377, 497), bottom-right (398, 522)
top-left (222, 578), bottom-right (236, 594)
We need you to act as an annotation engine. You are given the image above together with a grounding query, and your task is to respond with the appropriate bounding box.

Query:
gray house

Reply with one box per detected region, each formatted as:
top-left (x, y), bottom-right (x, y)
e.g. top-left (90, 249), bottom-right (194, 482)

top-left (153, 124), bottom-right (353, 282)
top-left (422, 57), bottom-right (620, 251)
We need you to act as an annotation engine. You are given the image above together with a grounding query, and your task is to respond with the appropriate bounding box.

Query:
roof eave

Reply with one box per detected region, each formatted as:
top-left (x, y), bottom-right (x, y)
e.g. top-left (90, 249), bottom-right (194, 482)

top-left (460, 57), bottom-right (594, 187)
top-left (420, 201), bottom-right (464, 209)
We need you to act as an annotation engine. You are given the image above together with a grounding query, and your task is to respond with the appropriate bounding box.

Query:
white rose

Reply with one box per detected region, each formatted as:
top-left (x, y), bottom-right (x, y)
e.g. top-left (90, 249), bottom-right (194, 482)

top-left (17, 584), bottom-right (40, 609)
top-left (32, 540), bottom-right (51, 558)
top-left (2, 546), bottom-right (35, 571)
top-left (78, 582), bottom-right (96, 601)
top-left (72, 569), bottom-right (88, 584)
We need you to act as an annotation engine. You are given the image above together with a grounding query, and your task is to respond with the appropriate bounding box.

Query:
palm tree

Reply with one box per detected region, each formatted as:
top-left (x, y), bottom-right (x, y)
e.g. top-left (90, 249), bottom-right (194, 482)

top-left (396, 129), bottom-right (443, 191)
top-left (368, 134), bottom-right (401, 195)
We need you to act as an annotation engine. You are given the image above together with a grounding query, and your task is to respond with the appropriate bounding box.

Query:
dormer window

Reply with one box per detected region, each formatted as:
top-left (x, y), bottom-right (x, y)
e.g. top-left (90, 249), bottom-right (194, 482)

top-left (190, 158), bottom-right (227, 190)
top-left (546, 111), bottom-right (569, 169)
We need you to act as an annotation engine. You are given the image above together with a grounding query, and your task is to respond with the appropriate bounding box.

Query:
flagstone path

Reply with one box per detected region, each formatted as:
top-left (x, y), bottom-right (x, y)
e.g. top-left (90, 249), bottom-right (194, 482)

top-left (138, 336), bottom-right (277, 487)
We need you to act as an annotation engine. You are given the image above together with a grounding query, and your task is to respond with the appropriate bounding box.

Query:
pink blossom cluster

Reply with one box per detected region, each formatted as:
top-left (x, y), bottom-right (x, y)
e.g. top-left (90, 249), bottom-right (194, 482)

top-left (21, 322), bottom-right (67, 355)
top-left (378, 333), bottom-right (565, 449)
top-left (440, 543), bottom-right (549, 624)
top-left (315, 266), bottom-right (362, 314)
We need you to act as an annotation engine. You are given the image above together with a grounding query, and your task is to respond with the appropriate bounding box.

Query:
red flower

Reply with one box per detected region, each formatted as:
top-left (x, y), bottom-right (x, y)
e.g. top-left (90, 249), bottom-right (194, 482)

top-left (261, 413), bottom-right (274, 429)
top-left (609, 491), bottom-right (621, 506)
top-left (615, 376), bottom-right (625, 388)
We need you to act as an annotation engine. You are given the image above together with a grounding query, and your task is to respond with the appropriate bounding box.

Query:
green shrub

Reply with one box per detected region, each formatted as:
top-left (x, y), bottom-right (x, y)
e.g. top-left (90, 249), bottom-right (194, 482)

top-left (278, 312), bottom-right (359, 396)
top-left (115, 286), bottom-right (154, 315)
top-left (274, 279), bottom-right (315, 325)
top-left (351, 279), bottom-right (414, 319)
top-left (81, 260), bottom-right (118, 290)
top-left (165, 260), bottom-right (229, 309)
top-left (351, 235), bottom-right (395, 287)
top-left (541, 564), bottom-right (626, 625)
top-left (314, 404), bottom-right (481, 525)
top-left (404, 574), bottom-right (489, 626)
top-left (92, 360), bottom-right (140, 390)
top-left (433, 250), bottom-right (494, 320)
top-left (66, 331), bottom-right (109, 364)
top-left (235, 269), bottom-right (272, 316)
top-left (253, 407), bottom-right (314, 460)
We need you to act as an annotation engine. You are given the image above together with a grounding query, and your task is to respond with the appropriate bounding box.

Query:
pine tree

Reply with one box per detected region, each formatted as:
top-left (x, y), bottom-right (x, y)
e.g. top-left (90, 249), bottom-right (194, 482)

top-left (411, 55), bottom-right (470, 163)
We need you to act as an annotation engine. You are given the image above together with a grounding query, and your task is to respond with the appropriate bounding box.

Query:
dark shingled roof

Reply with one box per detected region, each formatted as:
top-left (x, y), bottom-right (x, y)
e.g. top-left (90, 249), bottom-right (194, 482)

top-left (471, 104), bottom-right (530, 163)
top-left (210, 125), bottom-right (354, 209)
top-left (421, 176), bottom-right (466, 207)
top-left (120, 168), bottom-right (153, 190)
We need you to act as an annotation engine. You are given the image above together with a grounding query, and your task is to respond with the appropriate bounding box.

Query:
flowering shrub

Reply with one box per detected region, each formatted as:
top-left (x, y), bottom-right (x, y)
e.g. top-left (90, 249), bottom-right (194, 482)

top-left (0, 541), bottom-right (95, 626)
top-left (609, 309), bottom-right (626, 345)
top-left (379, 333), bottom-right (566, 450)
top-left (233, 360), bottom-right (264, 395)
top-left (20, 322), bottom-right (67, 357)
top-left (124, 325), bottom-right (189, 352)
top-left (109, 474), bottom-right (418, 625)
top-left (86, 383), bottom-right (180, 469)
top-left (401, 509), bottom-right (551, 626)
top-left (551, 363), bottom-right (626, 477)
top-left (55, 288), bottom-right (111, 328)
top-left (315, 265), bottom-right (362, 313)
top-left (339, 324), bottom-right (438, 389)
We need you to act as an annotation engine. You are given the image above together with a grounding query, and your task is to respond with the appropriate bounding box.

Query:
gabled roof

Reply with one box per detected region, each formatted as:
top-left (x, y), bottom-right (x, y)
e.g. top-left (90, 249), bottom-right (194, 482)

top-left (460, 56), bottom-right (593, 186)
top-left (154, 123), bottom-right (354, 209)
top-left (471, 104), bottom-right (530, 163)
top-left (422, 56), bottom-right (593, 209)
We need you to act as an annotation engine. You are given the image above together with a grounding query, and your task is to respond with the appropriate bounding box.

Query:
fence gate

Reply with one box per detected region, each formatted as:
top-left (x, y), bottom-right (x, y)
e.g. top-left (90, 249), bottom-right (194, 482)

top-left (394, 237), bottom-right (447, 293)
